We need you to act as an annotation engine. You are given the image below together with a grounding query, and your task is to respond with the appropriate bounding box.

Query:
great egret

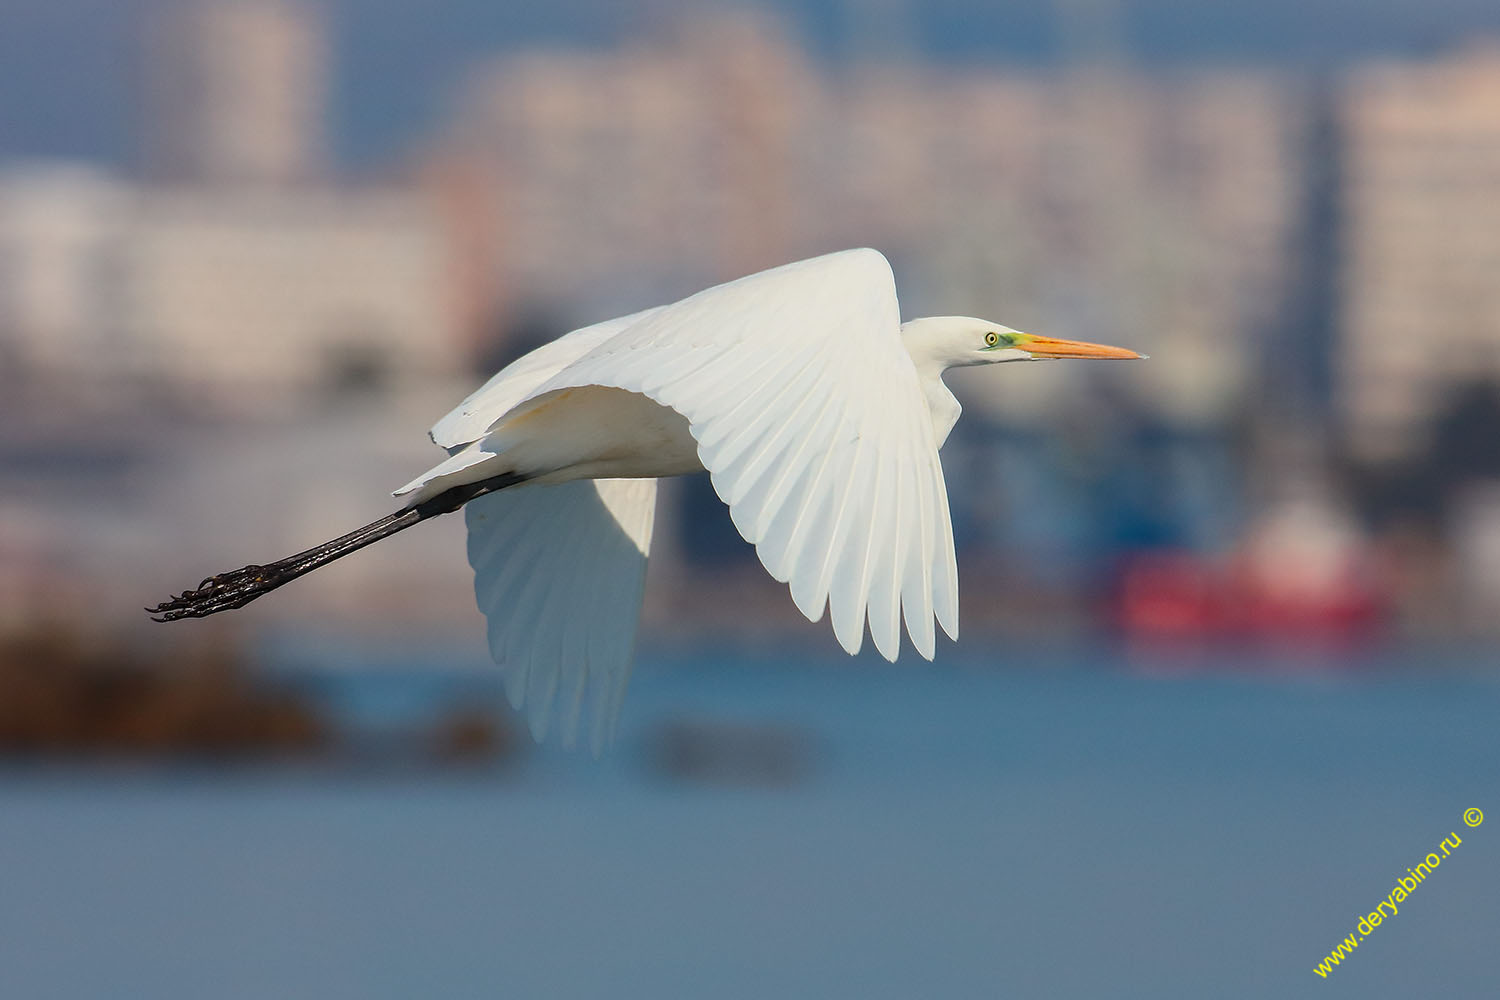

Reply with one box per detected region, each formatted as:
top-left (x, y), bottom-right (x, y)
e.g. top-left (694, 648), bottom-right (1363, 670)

top-left (149, 248), bottom-right (1143, 750)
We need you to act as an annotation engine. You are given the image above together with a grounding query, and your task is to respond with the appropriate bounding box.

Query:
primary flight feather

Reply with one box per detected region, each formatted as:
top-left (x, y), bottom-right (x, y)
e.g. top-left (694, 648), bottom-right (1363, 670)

top-left (148, 248), bottom-right (1143, 751)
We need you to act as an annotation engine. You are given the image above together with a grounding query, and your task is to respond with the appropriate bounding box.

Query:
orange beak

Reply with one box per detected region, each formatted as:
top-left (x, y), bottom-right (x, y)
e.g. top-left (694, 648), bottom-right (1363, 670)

top-left (1017, 334), bottom-right (1146, 360)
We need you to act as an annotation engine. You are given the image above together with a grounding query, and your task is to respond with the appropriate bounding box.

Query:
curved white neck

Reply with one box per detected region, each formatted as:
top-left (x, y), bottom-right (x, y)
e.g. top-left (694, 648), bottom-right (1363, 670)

top-left (900, 319), bottom-right (973, 449)
top-left (919, 373), bottom-right (962, 448)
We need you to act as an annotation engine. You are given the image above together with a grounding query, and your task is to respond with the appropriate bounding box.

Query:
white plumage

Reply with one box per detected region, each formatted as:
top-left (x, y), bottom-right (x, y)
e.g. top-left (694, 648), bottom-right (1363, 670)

top-left (149, 247), bottom-right (1142, 752)
top-left (408, 249), bottom-right (956, 749)
top-left (464, 479), bottom-right (655, 753)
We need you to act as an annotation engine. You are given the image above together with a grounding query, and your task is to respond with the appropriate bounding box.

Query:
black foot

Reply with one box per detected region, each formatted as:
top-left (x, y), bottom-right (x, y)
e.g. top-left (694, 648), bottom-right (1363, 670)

top-left (146, 562), bottom-right (296, 622)
top-left (146, 476), bottom-right (528, 624)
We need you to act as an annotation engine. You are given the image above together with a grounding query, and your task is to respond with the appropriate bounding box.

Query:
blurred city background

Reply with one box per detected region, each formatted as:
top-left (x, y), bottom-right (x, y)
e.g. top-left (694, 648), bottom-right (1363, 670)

top-left (0, 1), bottom-right (1497, 998)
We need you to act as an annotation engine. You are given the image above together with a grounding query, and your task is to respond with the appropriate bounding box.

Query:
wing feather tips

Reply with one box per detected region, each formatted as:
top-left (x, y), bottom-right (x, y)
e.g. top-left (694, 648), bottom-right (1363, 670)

top-left (883, 435), bottom-right (910, 661)
top-left (898, 444), bottom-right (937, 662)
top-left (863, 432), bottom-right (902, 662)
top-left (823, 441), bottom-right (876, 656)
top-left (840, 346), bottom-right (903, 663)
top-left (722, 347), bottom-right (944, 661)
top-left (929, 455), bottom-right (960, 643)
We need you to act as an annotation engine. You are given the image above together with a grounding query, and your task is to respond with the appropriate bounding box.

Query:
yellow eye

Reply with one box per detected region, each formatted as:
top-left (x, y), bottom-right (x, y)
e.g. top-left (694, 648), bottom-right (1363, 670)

top-left (984, 331), bottom-right (1001, 347)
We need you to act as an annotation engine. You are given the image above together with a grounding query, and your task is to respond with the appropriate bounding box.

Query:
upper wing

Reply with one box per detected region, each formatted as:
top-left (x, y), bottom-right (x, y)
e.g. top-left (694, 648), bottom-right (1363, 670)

top-left (465, 478), bottom-right (657, 753)
top-left (430, 306), bottom-right (664, 451)
top-left (514, 248), bottom-right (958, 660)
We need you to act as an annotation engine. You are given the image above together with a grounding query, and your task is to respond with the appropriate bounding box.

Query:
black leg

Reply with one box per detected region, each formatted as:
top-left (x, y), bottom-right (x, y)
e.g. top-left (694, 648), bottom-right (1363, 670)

top-left (147, 472), bottom-right (527, 622)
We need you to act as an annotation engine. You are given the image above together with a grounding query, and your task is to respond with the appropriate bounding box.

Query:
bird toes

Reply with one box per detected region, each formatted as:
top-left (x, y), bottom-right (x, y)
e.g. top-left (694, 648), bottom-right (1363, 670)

top-left (146, 563), bottom-right (285, 622)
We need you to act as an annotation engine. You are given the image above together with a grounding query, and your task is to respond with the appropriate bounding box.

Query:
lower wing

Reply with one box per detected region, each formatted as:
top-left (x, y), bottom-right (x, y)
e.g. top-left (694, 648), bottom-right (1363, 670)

top-left (464, 478), bottom-right (657, 752)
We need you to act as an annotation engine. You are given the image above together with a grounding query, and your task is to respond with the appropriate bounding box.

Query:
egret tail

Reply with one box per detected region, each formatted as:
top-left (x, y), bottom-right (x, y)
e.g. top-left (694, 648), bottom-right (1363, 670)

top-left (147, 473), bottom-right (527, 622)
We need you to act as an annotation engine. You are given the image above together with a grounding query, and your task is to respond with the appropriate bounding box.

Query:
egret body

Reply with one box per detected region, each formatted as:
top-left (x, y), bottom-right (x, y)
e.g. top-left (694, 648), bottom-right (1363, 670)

top-left (150, 249), bottom-right (1143, 750)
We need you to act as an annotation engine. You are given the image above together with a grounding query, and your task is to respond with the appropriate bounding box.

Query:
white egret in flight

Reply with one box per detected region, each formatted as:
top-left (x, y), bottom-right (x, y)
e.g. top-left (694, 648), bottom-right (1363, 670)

top-left (149, 249), bottom-right (1143, 750)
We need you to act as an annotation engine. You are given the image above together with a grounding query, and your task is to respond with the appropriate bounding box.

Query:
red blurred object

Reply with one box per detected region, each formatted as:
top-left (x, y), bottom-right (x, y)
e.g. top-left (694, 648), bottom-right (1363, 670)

top-left (1115, 548), bottom-right (1385, 642)
top-left (1115, 552), bottom-right (1229, 638)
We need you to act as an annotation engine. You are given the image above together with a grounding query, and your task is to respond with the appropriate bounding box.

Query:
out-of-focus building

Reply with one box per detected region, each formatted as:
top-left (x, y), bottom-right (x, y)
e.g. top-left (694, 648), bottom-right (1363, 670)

top-left (143, 0), bottom-right (328, 186)
top-left (452, 10), bottom-right (826, 313)
top-left (1451, 481), bottom-right (1500, 629)
top-left (440, 10), bottom-right (1306, 588)
top-left (448, 12), bottom-right (1302, 429)
top-left (119, 187), bottom-right (459, 397)
top-left (0, 166), bottom-right (128, 377)
top-left (0, 166), bottom-right (462, 405)
top-left (1339, 45), bottom-right (1500, 463)
top-left (0, 0), bottom-right (466, 408)
top-left (842, 68), bottom-right (1302, 428)
top-left (0, 0), bottom-right (475, 634)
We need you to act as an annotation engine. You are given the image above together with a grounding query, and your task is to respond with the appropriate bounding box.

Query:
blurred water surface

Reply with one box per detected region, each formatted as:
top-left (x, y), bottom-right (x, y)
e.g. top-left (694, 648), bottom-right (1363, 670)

top-left (0, 644), bottom-right (1495, 999)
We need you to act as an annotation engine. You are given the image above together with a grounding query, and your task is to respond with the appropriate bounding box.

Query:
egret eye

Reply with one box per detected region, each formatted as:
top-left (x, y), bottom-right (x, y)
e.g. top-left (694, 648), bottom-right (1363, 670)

top-left (984, 331), bottom-right (1001, 347)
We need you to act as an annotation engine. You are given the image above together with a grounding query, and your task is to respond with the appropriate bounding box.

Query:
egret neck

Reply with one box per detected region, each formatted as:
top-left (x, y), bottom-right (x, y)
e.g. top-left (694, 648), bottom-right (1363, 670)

top-left (900, 315), bottom-right (1144, 447)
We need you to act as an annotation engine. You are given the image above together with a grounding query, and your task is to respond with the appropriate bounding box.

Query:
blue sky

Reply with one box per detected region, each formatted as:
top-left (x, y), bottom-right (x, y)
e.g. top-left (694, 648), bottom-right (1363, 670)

top-left (2, 0), bottom-right (1498, 167)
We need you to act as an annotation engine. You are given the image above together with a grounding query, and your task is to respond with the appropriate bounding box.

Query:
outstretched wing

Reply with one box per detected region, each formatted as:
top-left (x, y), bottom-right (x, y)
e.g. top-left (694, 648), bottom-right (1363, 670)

top-left (465, 478), bottom-right (657, 753)
top-left (514, 248), bottom-right (958, 660)
top-left (430, 306), bottom-right (665, 452)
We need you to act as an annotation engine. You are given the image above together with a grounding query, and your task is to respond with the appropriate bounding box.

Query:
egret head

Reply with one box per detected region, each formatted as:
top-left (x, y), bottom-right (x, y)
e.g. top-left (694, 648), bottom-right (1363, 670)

top-left (901, 316), bottom-right (1145, 371)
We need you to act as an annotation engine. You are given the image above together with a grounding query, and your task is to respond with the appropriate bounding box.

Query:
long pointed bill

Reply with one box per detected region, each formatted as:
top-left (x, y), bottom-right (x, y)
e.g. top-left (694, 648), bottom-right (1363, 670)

top-left (1018, 334), bottom-right (1146, 360)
